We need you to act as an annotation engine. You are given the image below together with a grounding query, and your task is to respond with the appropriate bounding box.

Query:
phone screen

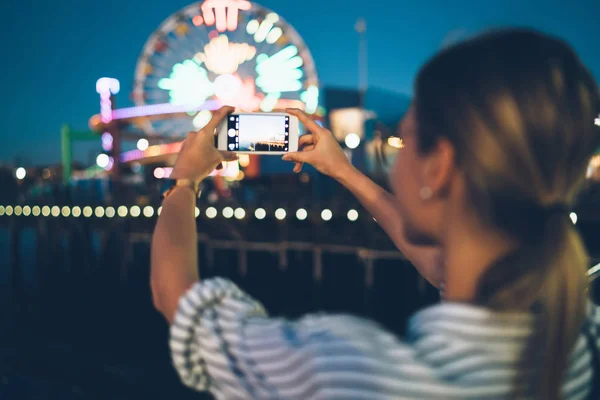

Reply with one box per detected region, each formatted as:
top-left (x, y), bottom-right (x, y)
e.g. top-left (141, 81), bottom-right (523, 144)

top-left (226, 114), bottom-right (290, 152)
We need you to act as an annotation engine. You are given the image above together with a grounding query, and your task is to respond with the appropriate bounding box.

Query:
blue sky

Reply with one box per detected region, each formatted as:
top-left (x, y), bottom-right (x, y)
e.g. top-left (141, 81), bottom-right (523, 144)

top-left (1, 0), bottom-right (598, 165)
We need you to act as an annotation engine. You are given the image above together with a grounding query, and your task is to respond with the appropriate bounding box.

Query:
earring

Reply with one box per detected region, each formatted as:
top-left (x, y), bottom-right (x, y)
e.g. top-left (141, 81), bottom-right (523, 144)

top-left (419, 186), bottom-right (433, 200)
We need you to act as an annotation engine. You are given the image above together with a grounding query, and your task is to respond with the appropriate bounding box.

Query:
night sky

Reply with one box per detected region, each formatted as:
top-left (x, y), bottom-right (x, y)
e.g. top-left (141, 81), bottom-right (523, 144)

top-left (1, 0), bottom-right (599, 165)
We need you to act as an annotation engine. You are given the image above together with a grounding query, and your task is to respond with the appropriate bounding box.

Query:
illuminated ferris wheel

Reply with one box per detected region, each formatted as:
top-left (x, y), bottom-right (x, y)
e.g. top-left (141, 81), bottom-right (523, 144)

top-left (132, 0), bottom-right (319, 137)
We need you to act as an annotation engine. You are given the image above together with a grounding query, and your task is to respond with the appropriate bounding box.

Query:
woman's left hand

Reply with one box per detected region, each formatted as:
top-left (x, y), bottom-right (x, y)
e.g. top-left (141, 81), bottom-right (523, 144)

top-left (170, 106), bottom-right (238, 183)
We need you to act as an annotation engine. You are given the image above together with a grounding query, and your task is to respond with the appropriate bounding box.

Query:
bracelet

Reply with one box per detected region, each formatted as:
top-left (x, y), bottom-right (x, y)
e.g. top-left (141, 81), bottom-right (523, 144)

top-left (162, 179), bottom-right (200, 199)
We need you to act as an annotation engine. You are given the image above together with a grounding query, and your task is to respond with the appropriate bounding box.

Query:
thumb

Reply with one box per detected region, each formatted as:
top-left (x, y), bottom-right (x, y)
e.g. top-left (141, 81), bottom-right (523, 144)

top-left (282, 151), bottom-right (310, 164)
top-left (220, 151), bottom-right (239, 162)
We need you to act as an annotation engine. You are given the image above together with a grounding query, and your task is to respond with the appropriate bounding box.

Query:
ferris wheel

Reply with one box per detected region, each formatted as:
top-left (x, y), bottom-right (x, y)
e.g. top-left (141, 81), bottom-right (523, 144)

top-left (132, 0), bottom-right (319, 138)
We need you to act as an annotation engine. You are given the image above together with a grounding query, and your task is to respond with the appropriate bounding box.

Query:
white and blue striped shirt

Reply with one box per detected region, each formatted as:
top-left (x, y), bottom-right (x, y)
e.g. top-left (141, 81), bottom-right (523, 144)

top-left (170, 277), bottom-right (599, 399)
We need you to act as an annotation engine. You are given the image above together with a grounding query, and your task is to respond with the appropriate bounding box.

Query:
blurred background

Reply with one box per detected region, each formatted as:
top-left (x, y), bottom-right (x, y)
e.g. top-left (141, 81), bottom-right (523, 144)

top-left (1, 0), bottom-right (599, 398)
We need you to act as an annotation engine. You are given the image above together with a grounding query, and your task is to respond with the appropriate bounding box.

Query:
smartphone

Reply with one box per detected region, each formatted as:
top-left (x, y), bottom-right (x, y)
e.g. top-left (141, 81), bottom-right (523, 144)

top-left (217, 112), bottom-right (299, 154)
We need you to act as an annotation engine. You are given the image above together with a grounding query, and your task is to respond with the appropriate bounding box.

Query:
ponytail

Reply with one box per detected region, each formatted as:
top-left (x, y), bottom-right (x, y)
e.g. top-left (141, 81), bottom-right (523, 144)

top-left (476, 212), bottom-right (589, 399)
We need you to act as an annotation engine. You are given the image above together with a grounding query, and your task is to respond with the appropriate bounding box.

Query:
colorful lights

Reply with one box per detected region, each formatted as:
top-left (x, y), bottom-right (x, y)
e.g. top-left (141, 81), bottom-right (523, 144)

top-left (95, 206), bottom-right (105, 218)
top-left (137, 138), bottom-right (149, 151)
top-left (266, 27), bottom-right (283, 44)
top-left (206, 207), bottom-right (218, 219)
top-left (213, 74), bottom-right (242, 103)
top-left (255, 45), bottom-right (303, 93)
top-left (96, 154), bottom-right (110, 169)
top-left (154, 167), bottom-right (173, 179)
top-left (223, 206), bottom-right (234, 219)
top-left (253, 13), bottom-right (280, 43)
top-left (234, 207), bottom-right (246, 219)
top-left (96, 77), bottom-right (120, 123)
top-left (121, 142), bottom-right (183, 163)
top-left (195, 35), bottom-right (256, 75)
top-left (570, 212), bottom-right (578, 225)
top-left (296, 208), bottom-right (307, 220)
top-left (347, 209), bottom-right (359, 221)
top-left (102, 133), bottom-right (113, 151)
top-left (110, 100), bottom-right (222, 121)
top-left (15, 167), bottom-right (26, 180)
top-left (192, 15), bottom-right (204, 26)
top-left (255, 208), bottom-right (266, 220)
top-left (387, 137), bottom-right (405, 149)
top-left (300, 86), bottom-right (319, 114)
top-left (246, 19), bottom-right (259, 35)
top-left (200, 0), bottom-right (251, 32)
top-left (238, 154), bottom-right (250, 167)
top-left (143, 206), bottom-right (154, 218)
top-left (0, 205), bottom-right (372, 225)
top-left (106, 207), bottom-right (116, 218)
top-left (345, 133), bottom-right (361, 149)
top-left (275, 208), bottom-right (286, 220)
top-left (130, 206), bottom-right (141, 218)
top-left (595, 115), bottom-right (600, 126)
top-left (158, 60), bottom-right (213, 106)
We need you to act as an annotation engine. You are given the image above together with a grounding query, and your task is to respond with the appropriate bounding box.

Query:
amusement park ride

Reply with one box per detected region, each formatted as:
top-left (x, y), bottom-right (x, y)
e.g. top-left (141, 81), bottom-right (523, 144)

top-left (63, 0), bottom-right (323, 182)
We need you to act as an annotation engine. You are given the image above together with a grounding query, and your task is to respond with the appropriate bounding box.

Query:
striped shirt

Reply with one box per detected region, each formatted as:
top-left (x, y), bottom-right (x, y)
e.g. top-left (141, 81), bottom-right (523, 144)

top-left (169, 277), bottom-right (600, 399)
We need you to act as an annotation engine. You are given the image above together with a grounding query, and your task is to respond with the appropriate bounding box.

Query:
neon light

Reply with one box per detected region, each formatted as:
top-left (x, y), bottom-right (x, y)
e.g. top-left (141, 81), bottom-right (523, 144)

top-left (265, 27), bottom-right (283, 44)
top-left (143, 206), bottom-right (154, 218)
top-left (260, 92), bottom-right (280, 111)
top-left (201, 0), bottom-right (251, 32)
top-left (256, 46), bottom-right (303, 93)
top-left (42, 206), bottom-right (51, 217)
top-left (213, 74), bottom-right (242, 102)
top-left (254, 20), bottom-right (273, 43)
top-left (96, 154), bottom-right (110, 168)
top-left (32, 206), bottom-right (40, 216)
top-left (158, 60), bottom-right (213, 105)
top-left (192, 15), bottom-right (204, 26)
top-left (23, 206), bottom-right (31, 216)
top-left (96, 78), bottom-right (120, 123)
top-left (137, 138), bottom-right (149, 151)
top-left (102, 132), bottom-right (113, 151)
top-left (195, 35), bottom-right (256, 75)
top-left (111, 100), bottom-right (222, 121)
top-left (246, 19), bottom-right (259, 35)
top-left (130, 206), bottom-right (141, 217)
top-left (321, 209), bottom-right (332, 221)
top-left (61, 206), bottom-right (70, 217)
top-left (595, 115), bottom-right (600, 126)
top-left (300, 85), bottom-right (319, 114)
top-left (117, 206), bottom-right (128, 217)
top-left (72, 206), bottom-right (81, 217)
top-left (106, 207), bottom-right (116, 218)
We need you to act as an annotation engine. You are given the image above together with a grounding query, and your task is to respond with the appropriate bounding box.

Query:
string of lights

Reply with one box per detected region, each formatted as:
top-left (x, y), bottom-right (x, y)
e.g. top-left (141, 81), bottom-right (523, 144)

top-left (0, 205), bottom-right (364, 222)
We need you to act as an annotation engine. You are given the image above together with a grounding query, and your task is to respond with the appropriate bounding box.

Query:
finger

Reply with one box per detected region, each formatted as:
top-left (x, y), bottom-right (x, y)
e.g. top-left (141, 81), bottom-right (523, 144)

top-left (298, 134), bottom-right (314, 148)
top-left (220, 151), bottom-right (239, 162)
top-left (287, 109), bottom-right (323, 135)
top-left (204, 106), bottom-right (235, 133)
top-left (301, 144), bottom-right (315, 152)
top-left (293, 162), bottom-right (303, 173)
top-left (282, 151), bottom-right (310, 164)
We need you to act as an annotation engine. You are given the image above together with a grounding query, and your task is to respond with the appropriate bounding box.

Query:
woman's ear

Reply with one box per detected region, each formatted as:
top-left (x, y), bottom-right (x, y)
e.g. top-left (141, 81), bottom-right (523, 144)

top-left (421, 137), bottom-right (455, 197)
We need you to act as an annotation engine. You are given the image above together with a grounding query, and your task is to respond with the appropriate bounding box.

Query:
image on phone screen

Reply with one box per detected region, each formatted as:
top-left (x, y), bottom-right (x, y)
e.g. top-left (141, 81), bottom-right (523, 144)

top-left (227, 114), bottom-right (290, 152)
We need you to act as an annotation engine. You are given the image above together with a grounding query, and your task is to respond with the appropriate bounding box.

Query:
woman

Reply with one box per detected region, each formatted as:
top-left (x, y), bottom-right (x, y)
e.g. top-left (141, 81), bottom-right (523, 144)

top-left (151, 29), bottom-right (600, 399)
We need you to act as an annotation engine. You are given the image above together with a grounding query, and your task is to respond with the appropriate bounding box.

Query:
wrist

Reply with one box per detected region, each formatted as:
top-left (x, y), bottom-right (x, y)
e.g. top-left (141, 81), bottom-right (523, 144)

top-left (333, 163), bottom-right (360, 185)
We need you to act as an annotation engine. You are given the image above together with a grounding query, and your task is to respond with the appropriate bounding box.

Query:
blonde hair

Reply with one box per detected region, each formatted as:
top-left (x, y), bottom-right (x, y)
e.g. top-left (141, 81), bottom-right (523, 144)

top-left (414, 29), bottom-right (600, 399)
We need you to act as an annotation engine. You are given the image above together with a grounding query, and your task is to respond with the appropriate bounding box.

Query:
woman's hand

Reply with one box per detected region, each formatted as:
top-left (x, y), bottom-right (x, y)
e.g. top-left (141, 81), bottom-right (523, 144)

top-left (282, 109), bottom-right (354, 180)
top-left (170, 106), bottom-right (238, 183)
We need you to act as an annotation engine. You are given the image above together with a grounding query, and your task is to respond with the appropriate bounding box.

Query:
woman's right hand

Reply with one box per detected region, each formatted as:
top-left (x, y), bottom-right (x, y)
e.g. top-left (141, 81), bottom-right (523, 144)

top-left (282, 109), bottom-right (355, 180)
